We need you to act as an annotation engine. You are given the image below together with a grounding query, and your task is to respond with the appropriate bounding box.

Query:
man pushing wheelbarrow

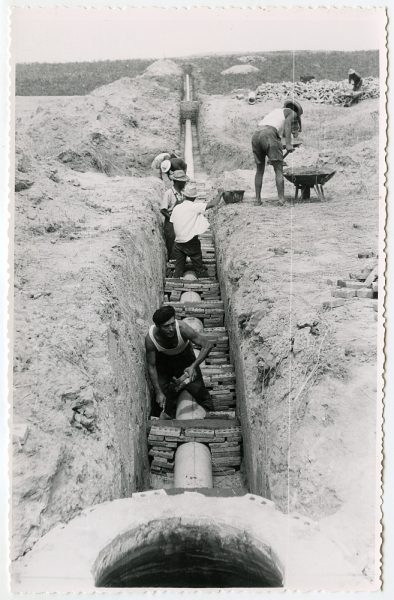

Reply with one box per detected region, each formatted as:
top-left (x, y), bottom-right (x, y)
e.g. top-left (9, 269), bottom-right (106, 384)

top-left (251, 99), bottom-right (303, 206)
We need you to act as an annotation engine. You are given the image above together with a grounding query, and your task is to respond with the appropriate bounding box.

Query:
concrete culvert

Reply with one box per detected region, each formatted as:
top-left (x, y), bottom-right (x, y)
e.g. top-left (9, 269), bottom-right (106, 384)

top-left (94, 518), bottom-right (283, 588)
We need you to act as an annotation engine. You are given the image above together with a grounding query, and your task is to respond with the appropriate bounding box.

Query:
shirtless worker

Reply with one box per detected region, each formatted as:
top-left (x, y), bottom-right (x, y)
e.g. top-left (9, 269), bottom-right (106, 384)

top-left (145, 305), bottom-right (214, 419)
top-left (251, 99), bottom-right (303, 205)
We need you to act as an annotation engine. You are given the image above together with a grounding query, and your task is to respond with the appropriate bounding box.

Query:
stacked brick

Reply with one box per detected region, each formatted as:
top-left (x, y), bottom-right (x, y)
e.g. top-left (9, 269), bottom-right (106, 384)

top-left (148, 419), bottom-right (242, 476)
top-left (254, 77), bottom-right (379, 106)
top-left (200, 364), bottom-right (236, 409)
top-left (165, 279), bottom-right (221, 302)
top-left (164, 300), bottom-right (225, 328)
top-left (323, 254), bottom-right (378, 310)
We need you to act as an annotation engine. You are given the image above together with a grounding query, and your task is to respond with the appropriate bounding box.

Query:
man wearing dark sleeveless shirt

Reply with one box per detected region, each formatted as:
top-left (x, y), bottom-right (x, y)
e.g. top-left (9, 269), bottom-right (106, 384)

top-left (145, 305), bottom-right (214, 418)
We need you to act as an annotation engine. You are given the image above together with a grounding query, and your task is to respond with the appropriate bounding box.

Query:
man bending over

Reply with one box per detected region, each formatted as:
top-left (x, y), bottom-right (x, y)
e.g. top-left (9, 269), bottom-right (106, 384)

top-left (145, 305), bottom-right (214, 419)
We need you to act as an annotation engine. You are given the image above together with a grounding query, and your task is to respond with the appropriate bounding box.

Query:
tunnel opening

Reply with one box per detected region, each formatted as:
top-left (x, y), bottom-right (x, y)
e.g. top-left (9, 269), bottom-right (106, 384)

top-left (94, 518), bottom-right (284, 588)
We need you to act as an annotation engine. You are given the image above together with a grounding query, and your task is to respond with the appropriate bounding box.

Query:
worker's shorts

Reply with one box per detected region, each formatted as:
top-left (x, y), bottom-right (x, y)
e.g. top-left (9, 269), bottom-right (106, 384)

top-left (252, 126), bottom-right (283, 164)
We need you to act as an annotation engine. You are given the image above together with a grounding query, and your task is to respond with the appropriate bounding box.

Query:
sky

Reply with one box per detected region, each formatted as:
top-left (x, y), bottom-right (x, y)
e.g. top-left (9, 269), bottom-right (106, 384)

top-left (11, 6), bottom-right (385, 64)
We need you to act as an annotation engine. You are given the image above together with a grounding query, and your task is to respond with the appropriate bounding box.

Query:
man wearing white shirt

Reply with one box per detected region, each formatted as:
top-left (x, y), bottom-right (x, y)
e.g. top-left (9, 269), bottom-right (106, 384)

top-left (251, 99), bottom-right (303, 205)
top-left (160, 169), bottom-right (189, 258)
top-left (170, 183), bottom-right (223, 278)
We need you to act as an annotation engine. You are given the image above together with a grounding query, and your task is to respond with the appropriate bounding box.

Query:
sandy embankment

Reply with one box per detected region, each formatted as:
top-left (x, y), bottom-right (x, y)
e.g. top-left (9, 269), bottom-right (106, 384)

top-left (12, 66), bottom-right (182, 559)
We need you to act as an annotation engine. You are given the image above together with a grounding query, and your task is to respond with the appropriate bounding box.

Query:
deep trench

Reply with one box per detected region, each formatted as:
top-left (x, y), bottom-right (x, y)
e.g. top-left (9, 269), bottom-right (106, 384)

top-left (102, 72), bottom-right (282, 588)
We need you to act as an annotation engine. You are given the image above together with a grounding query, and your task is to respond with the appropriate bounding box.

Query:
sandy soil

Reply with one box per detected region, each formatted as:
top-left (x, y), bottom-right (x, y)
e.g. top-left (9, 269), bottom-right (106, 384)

top-left (12, 66), bottom-right (381, 585)
top-left (201, 94), bottom-right (380, 581)
top-left (12, 73), bottom-right (181, 559)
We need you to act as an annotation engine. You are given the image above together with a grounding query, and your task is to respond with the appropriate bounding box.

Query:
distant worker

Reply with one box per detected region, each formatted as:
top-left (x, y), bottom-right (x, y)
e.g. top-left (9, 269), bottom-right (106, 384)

top-left (161, 155), bottom-right (188, 181)
top-left (348, 68), bottom-right (363, 91)
top-left (145, 305), bottom-right (214, 419)
top-left (160, 169), bottom-right (189, 259)
top-left (344, 69), bottom-right (364, 107)
top-left (170, 182), bottom-right (223, 278)
top-left (251, 99), bottom-right (303, 205)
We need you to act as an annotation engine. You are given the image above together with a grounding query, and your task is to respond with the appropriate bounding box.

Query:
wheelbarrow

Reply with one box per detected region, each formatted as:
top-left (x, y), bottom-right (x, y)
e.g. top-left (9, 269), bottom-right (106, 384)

top-left (283, 168), bottom-right (336, 201)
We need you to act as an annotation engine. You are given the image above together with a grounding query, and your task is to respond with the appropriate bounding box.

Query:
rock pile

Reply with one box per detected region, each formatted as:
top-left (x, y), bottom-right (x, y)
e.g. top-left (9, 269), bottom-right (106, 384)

top-left (323, 253), bottom-right (378, 312)
top-left (254, 77), bottom-right (379, 105)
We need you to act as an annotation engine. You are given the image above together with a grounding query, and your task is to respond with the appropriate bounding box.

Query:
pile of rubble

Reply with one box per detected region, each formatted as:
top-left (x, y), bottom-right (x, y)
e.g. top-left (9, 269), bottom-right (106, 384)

top-left (254, 77), bottom-right (379, 105)
top-left (323, 251), bottom-right (378, 313)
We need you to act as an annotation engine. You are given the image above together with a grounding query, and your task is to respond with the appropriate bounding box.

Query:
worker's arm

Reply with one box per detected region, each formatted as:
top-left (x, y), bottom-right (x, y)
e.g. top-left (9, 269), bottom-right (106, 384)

top-left (160, 208), bottom-right (171, 219)
top-left (179, 321), bottom-right (214, 381)
top-left (205, 188), bottom-right (224, 210)
top-left (145, 336), bottom-right (166, 407)
top-left (283, 110), bottom-right (295, 152)
top-left (160, 191), bottom-right (171, 220)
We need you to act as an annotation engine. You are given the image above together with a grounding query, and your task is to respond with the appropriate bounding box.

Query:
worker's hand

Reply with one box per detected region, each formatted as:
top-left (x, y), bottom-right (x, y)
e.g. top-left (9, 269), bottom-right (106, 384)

top-left (155, 390), bottom-right (166, 408)
top-left (286, 144), bottom-right (294, 153)
top-left (184, 365), bottom-right (197, 383)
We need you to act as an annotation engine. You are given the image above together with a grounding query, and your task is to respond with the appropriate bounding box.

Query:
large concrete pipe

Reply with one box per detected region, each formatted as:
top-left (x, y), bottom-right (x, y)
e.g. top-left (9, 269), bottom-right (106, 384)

top-left (174, 442), bottom-right (213, 488)
top-left (184, 119), bottom-right (195, 180)
top-left (181, 291), bottom-right (201, 303)
top-left (177, 316), bottom-right (206, 417)
top-left (184, 271), bottom-right (197, 280)
top-left (185, 73), bottom-right (191, 100)
top-left (248, 91), bottom-right (256, 105)
top-left (183, 317), bottom-right (204, 332)
top-left (176, 390), bottom-right (206, 420)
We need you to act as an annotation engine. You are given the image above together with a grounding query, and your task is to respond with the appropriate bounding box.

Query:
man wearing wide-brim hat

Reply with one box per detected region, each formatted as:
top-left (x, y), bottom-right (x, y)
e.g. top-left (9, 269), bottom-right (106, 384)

top-left (170, 182), bottom-right (223, 278)
top-left (161, 155), bottom-right (188, 182)
top-left (160, 170), bottom-right (189, 259)
top-left (252, 98), bottom-right (303, 205)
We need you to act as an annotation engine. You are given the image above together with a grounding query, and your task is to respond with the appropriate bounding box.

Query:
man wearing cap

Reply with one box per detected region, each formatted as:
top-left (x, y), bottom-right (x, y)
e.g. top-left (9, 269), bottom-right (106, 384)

top-left (251, 99), bottom-right (303, 205)
top-left (160, 169), bottom-right (189, 259)
top-left (151, 151), bottom-right (185, 180)
top-left (170, 183), bottom-right (223, 278)
top-left (145, 305), bottom-right (214, 418)
top-left (161, 156), bottom-right (188, 181)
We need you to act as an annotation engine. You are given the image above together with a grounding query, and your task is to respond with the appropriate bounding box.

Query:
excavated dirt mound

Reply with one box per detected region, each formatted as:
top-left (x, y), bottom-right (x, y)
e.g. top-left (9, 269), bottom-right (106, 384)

top-left (199, 92), bottom-right (380, 583)
top-left (15, 76), bottom-right (181, 180)
top-left (141, 58), bottom-right (183, 79)
top-left (222, 64), bottom-right (260, 75)
top-left (12, 88), bottom-right (171, 559)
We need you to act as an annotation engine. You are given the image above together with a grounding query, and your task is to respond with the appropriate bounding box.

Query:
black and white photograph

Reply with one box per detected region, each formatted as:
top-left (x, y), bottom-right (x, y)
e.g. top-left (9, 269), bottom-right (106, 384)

top-left (5, 3), bottom-right (387, 593)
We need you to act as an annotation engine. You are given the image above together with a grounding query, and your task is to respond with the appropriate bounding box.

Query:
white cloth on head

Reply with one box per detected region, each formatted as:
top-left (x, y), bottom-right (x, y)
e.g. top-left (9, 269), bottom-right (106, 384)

top-left (258, 108), bottom-right (286, 137)
top-left (151, 152), bottom-right (171, 170)
top-left (161, 187), bottom-right (183, 215)
top-left (170, 201), bottom-right (209, 243)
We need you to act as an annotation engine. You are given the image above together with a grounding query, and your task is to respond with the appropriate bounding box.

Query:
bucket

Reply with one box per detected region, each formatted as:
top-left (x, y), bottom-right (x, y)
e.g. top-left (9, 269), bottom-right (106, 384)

top-left (248, 92), bottom-right (256, 105)
top-left (222, 190), bottom-right (245, 204)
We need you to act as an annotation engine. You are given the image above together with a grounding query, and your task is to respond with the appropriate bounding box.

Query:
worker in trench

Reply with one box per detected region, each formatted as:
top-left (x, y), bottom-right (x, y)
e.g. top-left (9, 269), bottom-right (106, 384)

top-left (170, 182), bottom-right (223, 278)
top-left (145, 305), bottom-right (214, 419)
top-left (160, 169), bottom-right (189, 259)
top-left (151, 151), bottom-right (187, 181)
top-left (251, 99), bottom-right (303, 205)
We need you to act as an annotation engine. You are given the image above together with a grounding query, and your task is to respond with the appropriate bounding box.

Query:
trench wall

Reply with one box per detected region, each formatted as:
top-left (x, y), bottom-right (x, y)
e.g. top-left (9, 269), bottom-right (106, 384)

top-left (13, 174), bottom-right (166, 559)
